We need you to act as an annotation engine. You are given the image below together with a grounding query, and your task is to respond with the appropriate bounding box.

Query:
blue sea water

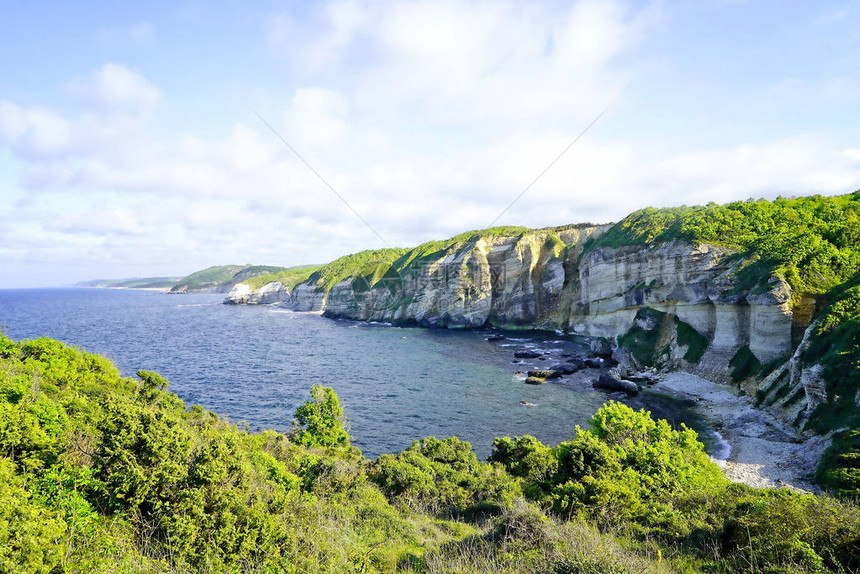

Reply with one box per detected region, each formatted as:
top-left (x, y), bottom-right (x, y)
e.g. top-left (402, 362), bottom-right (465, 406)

top-left (0, 288), bottom-right (711, 458)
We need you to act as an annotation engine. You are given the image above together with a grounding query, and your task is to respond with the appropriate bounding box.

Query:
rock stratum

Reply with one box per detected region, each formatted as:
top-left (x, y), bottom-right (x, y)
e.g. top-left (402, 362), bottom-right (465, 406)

top-left (225, 194), bottom-right (860, 447)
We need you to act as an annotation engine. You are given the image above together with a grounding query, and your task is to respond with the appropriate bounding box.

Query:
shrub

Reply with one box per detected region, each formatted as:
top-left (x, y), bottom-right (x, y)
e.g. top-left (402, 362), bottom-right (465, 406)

top-left (371, 436), bottom-right (520, 515)
top-left (817, 430), bottom-right (860, 499)
top-left (0, 458), bottom-right (64, 573)
top-left (292, 385), bottom-right (350, 448)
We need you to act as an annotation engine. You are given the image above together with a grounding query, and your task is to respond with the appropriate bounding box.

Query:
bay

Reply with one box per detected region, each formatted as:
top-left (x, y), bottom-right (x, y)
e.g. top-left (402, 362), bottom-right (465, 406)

top-left (0, 288), bottom-right (712, 458)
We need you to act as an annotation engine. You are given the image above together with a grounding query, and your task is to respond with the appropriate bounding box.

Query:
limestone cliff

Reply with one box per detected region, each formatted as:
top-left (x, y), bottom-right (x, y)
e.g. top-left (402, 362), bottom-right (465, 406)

top-left (222, 217), bottom-right (835, 432)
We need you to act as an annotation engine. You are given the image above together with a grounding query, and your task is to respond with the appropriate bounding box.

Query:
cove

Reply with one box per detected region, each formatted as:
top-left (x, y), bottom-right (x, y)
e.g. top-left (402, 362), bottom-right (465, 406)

top-left (0, 287), bottom-right (715, 458)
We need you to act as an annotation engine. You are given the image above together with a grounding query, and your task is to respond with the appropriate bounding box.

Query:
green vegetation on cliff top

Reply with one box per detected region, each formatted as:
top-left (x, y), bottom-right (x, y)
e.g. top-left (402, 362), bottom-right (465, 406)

top-left (170, 264), bottom-right (287, 292)
top-left (586, 193), bottom-right (860, 476)
top-left (238, 224), bottom-right (579, 294)
top-left (241, 264), bottom-right (324, 291)
top-left (1, 332), bottom-right (859, 573)
top-left (586, 192), bottom-right (860, 297)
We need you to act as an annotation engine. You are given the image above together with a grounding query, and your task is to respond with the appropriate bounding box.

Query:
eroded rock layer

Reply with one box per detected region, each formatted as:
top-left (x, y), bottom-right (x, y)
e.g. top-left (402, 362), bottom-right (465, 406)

top-left (224, 225), bottom-right (810, 429)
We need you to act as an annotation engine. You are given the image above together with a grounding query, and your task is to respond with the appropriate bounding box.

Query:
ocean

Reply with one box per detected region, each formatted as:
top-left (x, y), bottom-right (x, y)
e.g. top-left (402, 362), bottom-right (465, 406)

top-left (0, 288), bottom-right (711, 458)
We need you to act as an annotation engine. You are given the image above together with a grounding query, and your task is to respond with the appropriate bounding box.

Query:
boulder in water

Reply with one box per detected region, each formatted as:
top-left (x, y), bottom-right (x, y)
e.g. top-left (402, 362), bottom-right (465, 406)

top-left (584, 357), bottom-right (604, 369)
top-left (514, 350), bottom-right (542, 359)
top-left (525, 376), bottom-right (547, 385)
top-left (593, 373), bottom-right (639, 395)
top-left (550, 362), bottom-right (580, 375)
top-left (528, 369), bottom-right (560, 380)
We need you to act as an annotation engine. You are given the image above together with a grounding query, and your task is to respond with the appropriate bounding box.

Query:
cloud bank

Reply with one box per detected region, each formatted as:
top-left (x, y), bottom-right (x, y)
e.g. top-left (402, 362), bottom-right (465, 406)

top-left (1, 1), bottom-right (858, 287)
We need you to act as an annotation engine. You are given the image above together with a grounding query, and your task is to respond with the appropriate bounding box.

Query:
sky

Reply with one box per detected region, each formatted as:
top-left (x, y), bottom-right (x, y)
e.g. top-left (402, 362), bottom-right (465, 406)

top-left (1, 0), bottom-right (859, 288)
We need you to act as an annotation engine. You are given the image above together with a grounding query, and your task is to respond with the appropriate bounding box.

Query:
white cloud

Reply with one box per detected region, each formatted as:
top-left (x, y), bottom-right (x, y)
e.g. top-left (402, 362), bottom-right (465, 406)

top-left (0, 102), bottom-right (73, 158)
top-left (283, 87), bottom-right (350, 150)
top-left (66, 63), bottom-right (161, 112)
top-left (3, 2), bottom-right (860, 287)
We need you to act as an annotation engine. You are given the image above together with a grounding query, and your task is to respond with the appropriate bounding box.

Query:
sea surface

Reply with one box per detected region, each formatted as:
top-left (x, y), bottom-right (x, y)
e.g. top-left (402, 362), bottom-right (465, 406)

top-left (0, 288), bottom-right (713, 458)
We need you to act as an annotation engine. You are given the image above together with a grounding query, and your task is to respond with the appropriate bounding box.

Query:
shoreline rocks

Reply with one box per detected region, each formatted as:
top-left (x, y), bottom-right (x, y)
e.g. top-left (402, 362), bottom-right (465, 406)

top-left (593, 373), bottom-right (640, 395)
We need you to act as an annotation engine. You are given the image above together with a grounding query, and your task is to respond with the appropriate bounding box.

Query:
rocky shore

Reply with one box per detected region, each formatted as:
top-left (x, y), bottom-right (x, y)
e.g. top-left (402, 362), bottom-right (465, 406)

top-left (484, 329), bottom-right (829, 492)
top-left (655, 372), bottom-right (830, 492)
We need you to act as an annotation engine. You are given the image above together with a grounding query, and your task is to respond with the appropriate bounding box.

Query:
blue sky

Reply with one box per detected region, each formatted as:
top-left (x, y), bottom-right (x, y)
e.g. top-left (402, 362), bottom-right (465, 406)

top-left (1, 0), bottom-right (859, 287)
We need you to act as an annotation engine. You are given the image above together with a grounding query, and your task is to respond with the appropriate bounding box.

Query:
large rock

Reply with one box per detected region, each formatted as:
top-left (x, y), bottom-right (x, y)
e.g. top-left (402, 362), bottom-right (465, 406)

top-left (593, 373), bottom-right (639, 395)
top-left (589, 338), bottom-right (613, 359)
top-left (550, 362), bottom-right (580, 375)
top-left (528, 369), bottom-right (560, 380)
top-left (224, 282), bottom-right (288, 305)
top-left (525, 376), bottom-right (547, 385)
top-left (583, 357), bottom-right (605, 369)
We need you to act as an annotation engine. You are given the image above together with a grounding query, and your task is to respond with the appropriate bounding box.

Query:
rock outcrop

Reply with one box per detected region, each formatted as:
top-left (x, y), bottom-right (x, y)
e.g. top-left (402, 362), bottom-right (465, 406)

top-left (225, 282), bottom-right (287, 305)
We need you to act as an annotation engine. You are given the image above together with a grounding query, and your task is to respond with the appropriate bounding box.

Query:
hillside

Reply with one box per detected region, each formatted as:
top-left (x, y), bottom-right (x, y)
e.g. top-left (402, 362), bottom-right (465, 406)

top-left (169, 264), bottom-right (287, 293)
top-left (1, 333), bottom-right (858, 572)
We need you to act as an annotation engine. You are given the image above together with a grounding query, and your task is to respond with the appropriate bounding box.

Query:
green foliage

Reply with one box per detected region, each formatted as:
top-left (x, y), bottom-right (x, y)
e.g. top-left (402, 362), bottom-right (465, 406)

top-left (674, 316), bottom-right (708, 363)
top-left (730, 345), bottom-right (763, 382)
top-left (817, 430), bottom-right (860, 499)
top-left (242, 264), bottom-right (323, 290)
top-left (0, 458), bottom-right (64, 573)
top-left (617, 307), bottom-right (672, 366)
top-left (489, 435), bottom-right (558, 485)
top-left (803, 272), bottom-right (860, 432)
top-left (170, 264), bottom-right (287, 293)
top-left (617, 307), bottom-right (707, 367)
top-left (371, 436), bottom-right (520, 515)
top-left (293, 385), bottom-right (350, 448)
top-left (305, 248), bottom-right (410, 292)
top-left (586, 192), bottom-right (860, 297)
top-left (1, 332), bottom-right (859, 573)
top-left (492, 402), bottom-right (724, 527)
top-left (702, 485), bottom-right (860, 573)
top-left (491, 403), bottom-right (860, 573)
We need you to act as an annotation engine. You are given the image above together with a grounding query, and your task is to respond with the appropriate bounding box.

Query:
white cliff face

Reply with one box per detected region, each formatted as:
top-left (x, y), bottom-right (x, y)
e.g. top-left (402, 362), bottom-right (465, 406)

top-left (568, 241), bottom-right (795, 376)
top-left (224, 283), bottom-right (252, 305)
top-left (224, 282), bottom-right (289, 305)
top-left (569, 242), bottom-right (732, 337)
top-left (226, 226), bottom-right (816, 424)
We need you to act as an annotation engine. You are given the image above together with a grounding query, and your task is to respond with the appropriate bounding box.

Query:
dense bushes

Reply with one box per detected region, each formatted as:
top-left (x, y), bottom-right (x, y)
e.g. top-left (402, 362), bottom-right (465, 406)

top-left (586, 192), bottom-right (860, 297)
top-left (817, 430), bottom-right (860, 499)
top-left (371, 436), bottom-right (520, 515)
top-left (293, 384), bottom-right (350, 448)
top-left (491, 402), bottom-right (723, 524)
top-left (1, 332), bottom-right (859, 572)
top-left (490, 403), bottom-right (860, 573)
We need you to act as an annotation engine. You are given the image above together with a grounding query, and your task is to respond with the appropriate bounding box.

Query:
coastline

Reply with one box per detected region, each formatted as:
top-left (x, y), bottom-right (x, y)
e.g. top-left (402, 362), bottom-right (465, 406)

top-left (490, 327), bottom-right (829, 493)
top-left (654, 371), bottom-right (829, 492)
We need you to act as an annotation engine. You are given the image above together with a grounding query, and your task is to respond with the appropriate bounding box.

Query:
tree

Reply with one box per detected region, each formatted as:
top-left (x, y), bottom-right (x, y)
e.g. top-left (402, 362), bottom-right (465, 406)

top-left (292, 385), bottom-right (349, 448)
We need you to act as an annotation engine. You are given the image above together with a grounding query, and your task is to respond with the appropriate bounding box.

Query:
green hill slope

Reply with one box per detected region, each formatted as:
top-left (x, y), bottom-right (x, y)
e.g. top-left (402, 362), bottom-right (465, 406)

top-left (170, 264), bottom-right (287, 293)
top-left (1, 332), bottom-right (858, 572)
